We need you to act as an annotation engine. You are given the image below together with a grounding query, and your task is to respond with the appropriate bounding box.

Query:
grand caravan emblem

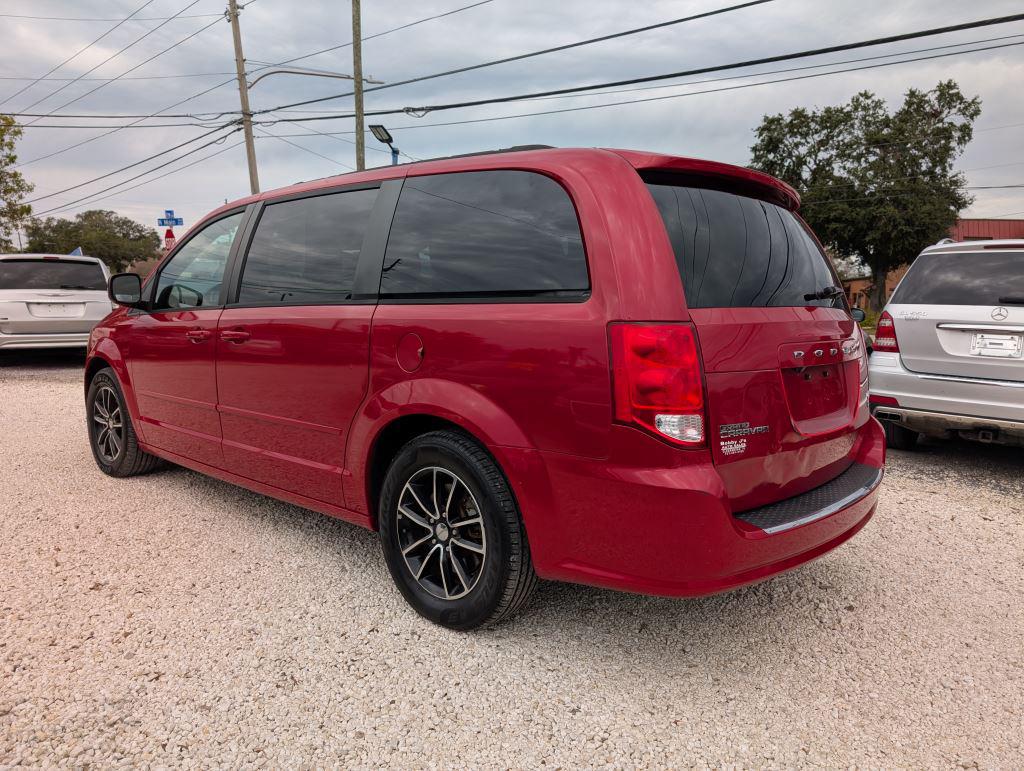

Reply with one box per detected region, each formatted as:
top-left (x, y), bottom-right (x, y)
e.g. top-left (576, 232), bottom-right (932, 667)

top-left (719, 421), bottom-right (770, 439)
top-left (992, 307), bottom-right (1009, 321)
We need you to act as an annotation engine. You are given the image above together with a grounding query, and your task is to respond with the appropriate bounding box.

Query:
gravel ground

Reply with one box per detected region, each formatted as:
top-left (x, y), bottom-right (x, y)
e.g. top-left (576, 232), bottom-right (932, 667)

top-left (1, 351), bottom-right (1022, 768)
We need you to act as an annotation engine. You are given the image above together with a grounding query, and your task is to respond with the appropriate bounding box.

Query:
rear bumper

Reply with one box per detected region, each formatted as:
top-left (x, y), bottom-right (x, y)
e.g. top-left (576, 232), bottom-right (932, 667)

top-left (0, 331), bottom-right (91, 349)
top-left (508, 417), bottom-right (885, 598)
top-left (869, 351), bottom-right (1024, 424)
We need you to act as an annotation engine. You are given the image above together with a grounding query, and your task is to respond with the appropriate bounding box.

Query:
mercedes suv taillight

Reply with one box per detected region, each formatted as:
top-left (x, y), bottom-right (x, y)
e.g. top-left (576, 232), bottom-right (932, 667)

top-left (873, 311), bottom-right (900, 352)
top-left (610, 323), bottom-right (706, 446)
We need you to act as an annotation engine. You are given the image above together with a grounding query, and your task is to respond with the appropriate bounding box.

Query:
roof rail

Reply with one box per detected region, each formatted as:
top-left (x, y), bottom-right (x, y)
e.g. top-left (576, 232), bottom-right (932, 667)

top-left (934, 237), bottom-right (956, 245)
top-left (413, 144), bottom-right (556, 163)
top-left (291, 145), bottom-right (557, 187)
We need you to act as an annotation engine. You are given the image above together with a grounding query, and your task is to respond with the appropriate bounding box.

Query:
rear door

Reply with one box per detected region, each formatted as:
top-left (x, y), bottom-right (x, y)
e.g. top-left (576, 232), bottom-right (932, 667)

top-left (886, 248), bottom-right (1024, 383)
top-left (0, 258), bottom-right (109, 334)
top-left (215, 183), bottom-right (393, 506)
top-left (646, 181), bottom-right (867, 511)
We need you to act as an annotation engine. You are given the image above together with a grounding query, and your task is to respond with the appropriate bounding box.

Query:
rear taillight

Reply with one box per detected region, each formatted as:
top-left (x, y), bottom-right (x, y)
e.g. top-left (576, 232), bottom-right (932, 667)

top-left (610, 323), bottom-right (706, 446)
top-left (870, 395), bottom-right (900, 407)
top-left (873, 311), bottom-right (900, 352)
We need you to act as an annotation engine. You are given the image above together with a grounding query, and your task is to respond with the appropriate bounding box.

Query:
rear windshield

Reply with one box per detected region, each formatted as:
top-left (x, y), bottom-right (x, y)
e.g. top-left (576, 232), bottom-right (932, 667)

top-left (646, 183), bottom-right (839, 308)
top-left (0, 259), bottom-right (106, 290)
top-left (890, 251), bottom-right (1024, 305)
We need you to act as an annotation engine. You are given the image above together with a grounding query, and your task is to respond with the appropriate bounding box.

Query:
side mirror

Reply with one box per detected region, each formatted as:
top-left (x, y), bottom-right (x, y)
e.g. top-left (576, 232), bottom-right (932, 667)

top-left (851, 308), bottom-right (866, 322)
top-left (109, 273), bottom-right (144, 308)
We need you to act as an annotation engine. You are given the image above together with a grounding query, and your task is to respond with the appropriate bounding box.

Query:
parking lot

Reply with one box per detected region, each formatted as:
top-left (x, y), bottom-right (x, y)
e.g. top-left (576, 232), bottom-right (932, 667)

top-left (1, 351), bottom-right (1021, 767)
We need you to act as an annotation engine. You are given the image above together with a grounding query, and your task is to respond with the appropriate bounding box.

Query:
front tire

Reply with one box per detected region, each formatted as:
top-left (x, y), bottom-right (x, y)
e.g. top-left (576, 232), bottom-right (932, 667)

top-left (883, 419), bottom-right (919, 451)
top-left (86, 368), bottom-right (163, 477)
top-left (378, 430), bottom-right (537, 630)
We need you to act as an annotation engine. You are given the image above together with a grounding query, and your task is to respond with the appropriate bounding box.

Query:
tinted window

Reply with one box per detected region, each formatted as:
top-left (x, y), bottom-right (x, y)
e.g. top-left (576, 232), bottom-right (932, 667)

top-left (153, 212), bottom-right (243, 310)
top-left (380, 170), bottom-right (588, 299)
top-left (891, 251), bottom-right (1024, 305)
top-left (0, 259), bottom-right (106, 290)
top-left (238, 189), bottom-right (377, 305)
top-left (646, 183), bottom-right (838, 308)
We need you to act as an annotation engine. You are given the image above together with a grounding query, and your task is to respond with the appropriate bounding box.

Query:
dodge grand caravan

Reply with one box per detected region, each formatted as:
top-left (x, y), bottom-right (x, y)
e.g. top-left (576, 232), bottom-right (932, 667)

top-left (85, 147), bottom-right (885, 629)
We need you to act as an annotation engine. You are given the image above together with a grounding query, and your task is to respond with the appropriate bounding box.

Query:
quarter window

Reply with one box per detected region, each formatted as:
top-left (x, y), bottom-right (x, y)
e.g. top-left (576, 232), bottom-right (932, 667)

top-left (152, 211), bottom-right (243, 310)
top-left (380, 170), bottom-right (589, 299)
top-left (237, 189), bottom-right (378, 305)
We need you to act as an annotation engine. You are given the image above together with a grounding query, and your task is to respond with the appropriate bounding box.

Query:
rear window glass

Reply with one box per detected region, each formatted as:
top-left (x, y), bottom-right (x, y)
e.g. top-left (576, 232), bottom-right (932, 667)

top-left (646, 183), bottom-right (838, 308)
top-left (0, 259), bottom-right (106, 290)
top-left (380, 170), bottom-right (589, 299)
top-left (238, 189), bottom-right (378, 305)
top-left (890, 251), bottom-right (1024, 305)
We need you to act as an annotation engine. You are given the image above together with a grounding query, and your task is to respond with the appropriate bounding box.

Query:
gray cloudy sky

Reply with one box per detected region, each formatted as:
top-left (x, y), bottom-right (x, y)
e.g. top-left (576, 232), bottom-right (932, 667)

top-left (4, 0), bottom-right (1024, 235)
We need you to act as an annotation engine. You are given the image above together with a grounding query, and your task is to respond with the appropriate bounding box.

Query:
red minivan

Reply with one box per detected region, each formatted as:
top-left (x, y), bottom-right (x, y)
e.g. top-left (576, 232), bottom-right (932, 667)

top-left (86, 147), bottom-right (884, 629)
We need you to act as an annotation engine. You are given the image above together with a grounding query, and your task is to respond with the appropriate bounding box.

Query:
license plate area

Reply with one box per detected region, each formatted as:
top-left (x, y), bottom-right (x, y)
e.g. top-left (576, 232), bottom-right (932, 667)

top-left (970, 332), bottom-right (1023, 358)
top-left (27, 303), bottom-right (83, 318)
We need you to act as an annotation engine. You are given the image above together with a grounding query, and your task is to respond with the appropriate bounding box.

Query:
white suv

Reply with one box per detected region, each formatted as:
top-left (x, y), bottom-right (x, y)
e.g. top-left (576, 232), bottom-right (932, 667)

top-left (869, 239), bottom-right (1024, 449)
top-left (0, 254), bottom-right (112, 350)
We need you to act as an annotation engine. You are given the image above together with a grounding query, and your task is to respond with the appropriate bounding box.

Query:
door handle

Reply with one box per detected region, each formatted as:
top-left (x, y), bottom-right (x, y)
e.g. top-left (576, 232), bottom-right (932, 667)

top-left (185, 328), bottom-right (212, 343)
top-left (220, 329), bottom-right (251, 343)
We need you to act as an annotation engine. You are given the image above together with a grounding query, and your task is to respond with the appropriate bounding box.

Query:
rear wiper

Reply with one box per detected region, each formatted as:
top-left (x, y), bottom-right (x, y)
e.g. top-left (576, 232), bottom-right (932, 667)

top-left (998, 296), bottom-right (1024, 305)
top-left (804, 285), bottom-right (844, 302)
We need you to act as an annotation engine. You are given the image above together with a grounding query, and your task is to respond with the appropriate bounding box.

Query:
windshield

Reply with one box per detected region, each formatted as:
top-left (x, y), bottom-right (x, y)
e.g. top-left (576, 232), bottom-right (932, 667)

top-left (0, 259), bottom-right (106, 290)
top-left (646, 182), bottom-right (840, 309)
top-left (891, 251), bottom-right (1024, 305)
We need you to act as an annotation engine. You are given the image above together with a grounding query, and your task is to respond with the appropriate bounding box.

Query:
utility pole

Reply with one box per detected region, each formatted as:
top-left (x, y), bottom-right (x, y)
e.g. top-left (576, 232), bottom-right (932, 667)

top-left (351, 0), bottom-right (365, 171)
top-left (227, 0), bottom-right (260, 193)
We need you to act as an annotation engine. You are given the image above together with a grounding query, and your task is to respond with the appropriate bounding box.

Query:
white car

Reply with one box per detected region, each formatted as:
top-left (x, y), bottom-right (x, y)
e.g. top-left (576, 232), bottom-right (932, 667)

top-left (0, 253), bottom-right (112, 350)
top-left (869, 239), bottom-right (1024, 448)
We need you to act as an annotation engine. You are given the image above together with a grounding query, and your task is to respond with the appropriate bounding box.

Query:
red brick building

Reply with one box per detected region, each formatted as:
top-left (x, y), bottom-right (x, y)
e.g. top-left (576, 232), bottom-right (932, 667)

top-left (841, 218), bottom-right (1024, 309)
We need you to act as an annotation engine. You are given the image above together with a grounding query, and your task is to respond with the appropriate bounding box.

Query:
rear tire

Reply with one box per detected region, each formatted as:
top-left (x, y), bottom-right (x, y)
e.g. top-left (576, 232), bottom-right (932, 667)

top-left (86, 368), bottom-right (164, 477)
top-left (883, 419), bottom-right (919, 451)
top-left (378, 430), bottom-right (538, 630)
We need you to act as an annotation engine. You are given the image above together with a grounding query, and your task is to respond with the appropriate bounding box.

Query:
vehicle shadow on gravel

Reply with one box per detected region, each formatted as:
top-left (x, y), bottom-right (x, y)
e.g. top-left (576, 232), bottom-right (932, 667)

top-left (142, 432), bottom-right (1018, 666)
top-left (0, 349), bottom-right (86, 370)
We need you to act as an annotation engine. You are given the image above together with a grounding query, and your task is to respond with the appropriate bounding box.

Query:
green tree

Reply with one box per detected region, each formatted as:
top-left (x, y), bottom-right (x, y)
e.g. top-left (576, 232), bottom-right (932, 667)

top-left (1, 114), bottom-right (33, 251)
top-left (750, 80), bottom-right (980, 310)
top-left (25, 209), bottom-right (160, 272)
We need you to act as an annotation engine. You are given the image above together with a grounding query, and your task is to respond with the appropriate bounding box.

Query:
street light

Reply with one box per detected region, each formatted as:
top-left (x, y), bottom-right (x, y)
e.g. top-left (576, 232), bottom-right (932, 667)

top-left (369, 124), bottom-right (399, 166)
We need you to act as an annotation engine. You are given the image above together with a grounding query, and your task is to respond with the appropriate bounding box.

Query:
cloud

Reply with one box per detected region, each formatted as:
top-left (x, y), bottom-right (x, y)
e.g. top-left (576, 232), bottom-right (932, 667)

top-left (5, 0), bottom-right (1023, 231)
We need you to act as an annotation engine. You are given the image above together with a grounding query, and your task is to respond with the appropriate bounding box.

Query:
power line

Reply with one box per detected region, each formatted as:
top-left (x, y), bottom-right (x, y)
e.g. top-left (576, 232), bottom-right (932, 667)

top-left (259, 38), bottom-right (1024, 130)
top-left (0, 71), bottom-right (235, 83)
top-left (14, 120), bottom-right (231, 129)
top-left (267, 0), bottom-right (496, 68)
top-left (256, 127), bottom-right (355, 169)
top-left (0, 0), bottom-right (158, 109)
top-left (261, 0), bottom-right (780, 113)
top-left (801, 185), bottom-right (1023, 206)
top-left (288, 120), bottom-right (418, 161)
top-left (7, 0), bottom-right (482, 165)
top-left (31, 128), bottom-right (243, 217)
top-left (259, 12), bottom-right (1024, 117)
top-left (23, 8), bottom-right (221, 126)
top-left (14, 75), bottom-right (242, 168)
top-left (0, 12), bottom-right (222, 21)
top-left (514, 32), bottom-right (1024, 104)
top-left (16, 0), bottom-right (206, 124)
top-left (36, 141), bottom-right (247, 218)
top-left (24, 123), bottom-right (240, 204)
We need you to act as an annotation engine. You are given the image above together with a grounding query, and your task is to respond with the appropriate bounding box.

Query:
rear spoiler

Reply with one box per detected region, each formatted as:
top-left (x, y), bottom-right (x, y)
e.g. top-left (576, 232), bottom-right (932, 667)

top-left (609, 149), bottom-right (801, 211)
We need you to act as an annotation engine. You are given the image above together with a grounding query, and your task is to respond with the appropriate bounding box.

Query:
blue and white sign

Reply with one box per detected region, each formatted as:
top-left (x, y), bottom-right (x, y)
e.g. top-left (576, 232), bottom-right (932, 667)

top-left (157, 209), bottom-right (184, 227)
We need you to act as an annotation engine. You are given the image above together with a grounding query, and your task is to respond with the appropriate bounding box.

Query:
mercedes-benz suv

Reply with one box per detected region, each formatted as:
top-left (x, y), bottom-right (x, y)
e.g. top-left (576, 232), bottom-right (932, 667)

top-left (870, 239), bottom-right (1024, 449)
